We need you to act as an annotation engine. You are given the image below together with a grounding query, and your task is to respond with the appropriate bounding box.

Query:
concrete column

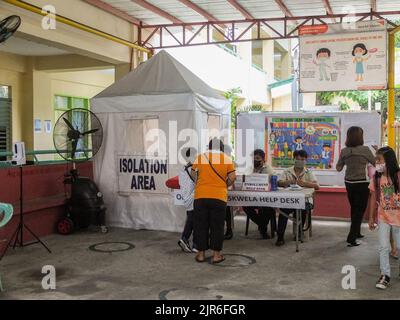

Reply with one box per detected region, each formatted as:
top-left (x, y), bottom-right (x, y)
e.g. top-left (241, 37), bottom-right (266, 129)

top-left (114, 63), bottom-right (131, 81)
top-left (262, 40), bottom-right (275, 76)
top-left (21, 58), bottom-right (35, 151)
top-left (280, 52), bottom-right (292, 80)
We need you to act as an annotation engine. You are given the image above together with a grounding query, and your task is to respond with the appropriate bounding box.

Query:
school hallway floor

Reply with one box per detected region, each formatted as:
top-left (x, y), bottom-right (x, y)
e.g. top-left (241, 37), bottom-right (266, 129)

top-left (1, 217), bottom-right (399, 300)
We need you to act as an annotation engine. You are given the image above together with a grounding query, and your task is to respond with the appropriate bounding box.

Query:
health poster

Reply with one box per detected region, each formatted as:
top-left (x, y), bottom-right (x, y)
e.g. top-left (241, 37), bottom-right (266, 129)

top-left (299, 21), bottom-right (387, 92)
top-left (265, 117), bottom-right (340, 170)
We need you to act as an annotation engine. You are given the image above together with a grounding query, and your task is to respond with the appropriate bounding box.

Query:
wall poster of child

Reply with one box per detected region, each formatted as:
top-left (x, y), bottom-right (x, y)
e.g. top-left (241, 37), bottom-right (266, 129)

top-left (265, 117), bottom-right (341, 170)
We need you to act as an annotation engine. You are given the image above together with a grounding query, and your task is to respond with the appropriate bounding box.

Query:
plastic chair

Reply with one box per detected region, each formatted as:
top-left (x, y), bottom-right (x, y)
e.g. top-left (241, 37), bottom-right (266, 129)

top-left (0, 202), bottom-right (13, 292)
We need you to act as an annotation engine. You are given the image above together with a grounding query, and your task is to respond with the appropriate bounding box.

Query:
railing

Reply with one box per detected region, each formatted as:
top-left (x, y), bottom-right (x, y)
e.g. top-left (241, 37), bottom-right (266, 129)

top-left (0, 149), bottom-right (92, 168)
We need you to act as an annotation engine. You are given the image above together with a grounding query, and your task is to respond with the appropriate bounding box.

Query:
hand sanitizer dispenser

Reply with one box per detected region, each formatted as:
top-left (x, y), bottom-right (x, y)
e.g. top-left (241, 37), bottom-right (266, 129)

top-left (12, 141), bottom-right (26, 166)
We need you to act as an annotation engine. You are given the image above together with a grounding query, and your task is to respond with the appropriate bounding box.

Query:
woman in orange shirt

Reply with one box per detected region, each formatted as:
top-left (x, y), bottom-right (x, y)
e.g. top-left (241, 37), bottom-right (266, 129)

top-left (191, 138), bottom-right (236, 264)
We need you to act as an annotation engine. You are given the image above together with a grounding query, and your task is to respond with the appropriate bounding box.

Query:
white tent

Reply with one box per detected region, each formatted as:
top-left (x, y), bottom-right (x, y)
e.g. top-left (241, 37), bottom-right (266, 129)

top-left (91, 50), bottom-right (231, 232)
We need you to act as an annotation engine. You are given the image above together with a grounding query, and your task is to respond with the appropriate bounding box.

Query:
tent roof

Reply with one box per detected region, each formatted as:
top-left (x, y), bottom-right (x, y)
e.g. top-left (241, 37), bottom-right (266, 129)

top-left (95, 50), bottom-right (224, 100)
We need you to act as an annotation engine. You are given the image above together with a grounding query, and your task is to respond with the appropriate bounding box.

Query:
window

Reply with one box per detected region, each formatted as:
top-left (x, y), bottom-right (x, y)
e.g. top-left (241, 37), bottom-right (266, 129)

top-left (123, 117), bottom-right (162, 155)
top-left (0, 85), bottom-right (11, 161)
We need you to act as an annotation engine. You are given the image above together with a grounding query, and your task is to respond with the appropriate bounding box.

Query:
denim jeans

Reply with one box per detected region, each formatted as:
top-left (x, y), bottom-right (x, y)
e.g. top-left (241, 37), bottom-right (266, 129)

top-left (378, 221), bottom-right (400, 277)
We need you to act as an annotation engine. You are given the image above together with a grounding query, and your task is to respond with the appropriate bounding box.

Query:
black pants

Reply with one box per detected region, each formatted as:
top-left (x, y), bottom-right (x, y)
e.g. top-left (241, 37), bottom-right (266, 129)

top-left (181, 210), bottom-right (194, 242)
top-left (194, 199), bottom-right (227, 251)
top-left (225, 206), bottom-right (232, 232)
top-left (243, 206), bottom-right (276, 234)
top-left (277, 209), bottom-right (307, 241)
top-left (345, 182), bottom-right (370, 243)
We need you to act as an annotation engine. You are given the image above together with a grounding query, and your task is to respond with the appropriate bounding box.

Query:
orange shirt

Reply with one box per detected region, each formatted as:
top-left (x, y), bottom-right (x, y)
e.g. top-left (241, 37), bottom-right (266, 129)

top-left (192, 151), bottom-right (235, 202)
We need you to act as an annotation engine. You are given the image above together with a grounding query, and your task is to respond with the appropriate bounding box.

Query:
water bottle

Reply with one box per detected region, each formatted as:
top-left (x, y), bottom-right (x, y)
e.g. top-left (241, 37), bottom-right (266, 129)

top-left (270, 175), bottom-right (278, 191)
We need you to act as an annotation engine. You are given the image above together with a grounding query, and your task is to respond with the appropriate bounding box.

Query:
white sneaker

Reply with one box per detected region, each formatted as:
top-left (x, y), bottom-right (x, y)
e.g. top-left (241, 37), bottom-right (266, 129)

top-left (376, 275), bottom-right (390, 290)
top-left (178, 239), bottom-right (192, 253)
top-left (191, 247), bottom-right (199, 253)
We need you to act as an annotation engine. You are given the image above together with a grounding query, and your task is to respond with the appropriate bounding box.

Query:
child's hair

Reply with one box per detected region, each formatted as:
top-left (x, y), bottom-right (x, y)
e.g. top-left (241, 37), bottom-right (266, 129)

top-left (293, 150), bottom-right (308, 159)
top-left (375, 146), bottom-right (400, 193)
top-left (253, 149), bottom-right (266, 159)
top-left (316, 48), bottom-right (331, 57)
top-left (352, 43), bottom-right (368, 56)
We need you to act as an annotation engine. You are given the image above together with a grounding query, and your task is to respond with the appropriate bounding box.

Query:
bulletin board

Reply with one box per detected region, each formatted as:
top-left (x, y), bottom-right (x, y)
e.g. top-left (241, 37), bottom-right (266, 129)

top-left (236, 111), bottom-right (381, 186)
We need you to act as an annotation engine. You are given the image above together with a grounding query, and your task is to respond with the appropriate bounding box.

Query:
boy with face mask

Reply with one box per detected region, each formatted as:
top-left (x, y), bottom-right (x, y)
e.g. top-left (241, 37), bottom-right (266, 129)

top-left (276, 150), bottom-right (320, 246)
top-left (243, 149), bottom-right (277, 239)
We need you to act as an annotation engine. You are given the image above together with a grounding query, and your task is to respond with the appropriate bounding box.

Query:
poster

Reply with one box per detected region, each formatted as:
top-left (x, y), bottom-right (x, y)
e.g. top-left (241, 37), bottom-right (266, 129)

top-left (265, 117), bottom-right (340, 170)
top-left (34, 119), bottom-right (42, 133)
top-left (299, 20), bottom-right (387, 92)
top-left (44, 120), bottom-right (52, 133)
top-left (117, 154), bottom-right (169, 194)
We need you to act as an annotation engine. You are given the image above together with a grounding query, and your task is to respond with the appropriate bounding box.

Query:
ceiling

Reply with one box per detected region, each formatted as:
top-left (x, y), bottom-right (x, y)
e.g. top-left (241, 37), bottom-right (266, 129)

top-left (0, 37), bottom-right (69, 56)
top-left (85, 0), bottom-right (400, 26)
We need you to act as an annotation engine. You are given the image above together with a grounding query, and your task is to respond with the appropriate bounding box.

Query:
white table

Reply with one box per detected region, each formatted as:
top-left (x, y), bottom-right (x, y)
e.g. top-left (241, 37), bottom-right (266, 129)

top-left (228, 188), bottom-right (315, 252)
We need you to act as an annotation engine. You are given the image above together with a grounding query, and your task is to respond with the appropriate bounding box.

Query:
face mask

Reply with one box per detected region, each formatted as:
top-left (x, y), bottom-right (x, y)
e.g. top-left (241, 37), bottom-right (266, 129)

top-left (319, 56), bottom-right (328, 61)
top-left (294, 160), bottom-right (306, 169)
top-left (355, 52), bottom-right (363, 58)
top-left (376, 163), bottom-right (386, 173)
top-left (254, 160), bottom-right (263, 168)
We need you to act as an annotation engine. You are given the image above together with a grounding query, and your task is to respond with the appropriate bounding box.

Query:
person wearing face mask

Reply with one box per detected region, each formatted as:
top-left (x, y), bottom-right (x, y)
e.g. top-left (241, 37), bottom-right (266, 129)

top-left (368, 147), bottom-right (400, 290)
top-left (243, 149), bottom-right (276, 239)
top-left (336, 126), bottom-right (375, 247)
top-left (276, 150), bottom-right (320, 246)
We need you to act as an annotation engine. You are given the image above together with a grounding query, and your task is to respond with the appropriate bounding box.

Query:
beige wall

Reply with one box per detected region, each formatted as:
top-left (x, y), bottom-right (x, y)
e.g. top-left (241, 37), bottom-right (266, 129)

top-left (272, 95), bottom-right (292, 111)
top-left (0, 51), bottom-right (114, 156)
top-left (0, 52), bottom-right (29, 146)
top-left (34, 69), bottom-right (114, 154)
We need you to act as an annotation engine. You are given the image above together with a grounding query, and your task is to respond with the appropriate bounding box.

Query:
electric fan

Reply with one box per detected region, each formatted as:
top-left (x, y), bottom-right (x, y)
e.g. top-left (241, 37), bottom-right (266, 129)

top-left (53, 108), bottom-right (103, 162)
top-left (53, 109), bottom-right (107, 235)
top-left (0, 15), bottom-right (21, 44)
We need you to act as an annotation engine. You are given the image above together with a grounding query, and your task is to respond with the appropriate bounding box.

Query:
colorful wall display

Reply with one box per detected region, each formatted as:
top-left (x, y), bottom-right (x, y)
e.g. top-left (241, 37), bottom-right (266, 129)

top-left (265, 117), bottom-right (341, 170)
top-left (299, 20), bottom-right (387, 92)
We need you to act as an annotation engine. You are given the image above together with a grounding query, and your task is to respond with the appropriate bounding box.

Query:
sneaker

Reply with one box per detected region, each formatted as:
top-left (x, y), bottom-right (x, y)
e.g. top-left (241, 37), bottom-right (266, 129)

top-left (191, 247), bottom-right (199, 253)
top-left (260, 232), bottom-right (270, 240)
top-left (275, 239), bottom-right (285, 246)
top-left (376, 275), bottom-right (390, 290)
top-left (178, 239), bottom-right (192, 253)
top-left (224, 229), bottom-right (233, 240)
top-left (100, 225), bottom-right (109, 233)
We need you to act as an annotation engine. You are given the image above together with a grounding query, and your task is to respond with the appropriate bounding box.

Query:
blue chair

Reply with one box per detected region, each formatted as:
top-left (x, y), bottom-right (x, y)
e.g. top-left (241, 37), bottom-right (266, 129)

top-left (0, 202), bottom-right (13, 292)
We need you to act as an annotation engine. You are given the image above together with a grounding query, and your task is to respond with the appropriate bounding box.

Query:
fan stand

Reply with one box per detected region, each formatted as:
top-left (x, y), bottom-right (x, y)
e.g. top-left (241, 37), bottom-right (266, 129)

top-left (1, 165), bottom-right (51, 260)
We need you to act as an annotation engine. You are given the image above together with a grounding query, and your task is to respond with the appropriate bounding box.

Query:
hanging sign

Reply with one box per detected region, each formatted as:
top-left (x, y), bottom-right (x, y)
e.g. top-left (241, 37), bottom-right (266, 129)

top-left (117, 154), bottom-right (169, 194)
top-left (299, 20), bottom-right (388, 92)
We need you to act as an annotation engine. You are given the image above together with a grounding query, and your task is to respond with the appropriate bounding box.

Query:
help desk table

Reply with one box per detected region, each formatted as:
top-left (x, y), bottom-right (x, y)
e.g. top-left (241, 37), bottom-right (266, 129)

top-left (227, 188), bottom-right (315, 252)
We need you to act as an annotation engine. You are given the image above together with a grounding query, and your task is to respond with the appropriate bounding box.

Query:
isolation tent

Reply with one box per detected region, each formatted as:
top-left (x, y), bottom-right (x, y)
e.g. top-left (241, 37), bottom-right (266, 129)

top-left (91, 50), bottom-right (231, 232)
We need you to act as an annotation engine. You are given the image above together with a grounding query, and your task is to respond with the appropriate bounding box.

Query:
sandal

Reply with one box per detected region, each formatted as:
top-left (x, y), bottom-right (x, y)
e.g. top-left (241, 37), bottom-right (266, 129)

top-left (212, 256), bottom-right (225, 264)
top-left (195, 255), bottom-right (205, 263)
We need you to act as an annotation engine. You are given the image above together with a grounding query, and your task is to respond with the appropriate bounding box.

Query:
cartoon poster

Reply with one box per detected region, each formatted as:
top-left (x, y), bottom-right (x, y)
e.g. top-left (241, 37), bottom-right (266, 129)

top-left (299, 20), bottom-right (387, 92)
top-left (265, 117), bottom-right (340, 170)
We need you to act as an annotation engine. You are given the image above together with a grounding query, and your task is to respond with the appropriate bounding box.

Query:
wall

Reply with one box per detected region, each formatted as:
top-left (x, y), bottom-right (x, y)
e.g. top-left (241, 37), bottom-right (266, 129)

top-left (33, 69), bottom-right (114, 154)
top-left (0, 52), bottom-right (31, 147)
top-left (0, 51), bottom-right (115, 155)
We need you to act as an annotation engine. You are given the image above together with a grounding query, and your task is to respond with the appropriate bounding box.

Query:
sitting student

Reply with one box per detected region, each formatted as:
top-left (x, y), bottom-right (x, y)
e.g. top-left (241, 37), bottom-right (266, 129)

top-left (276, 150), bottom-right (320, 246)
top-left (243, 149), bottom-right (277, 239)
top-left (178, 147), bottom-right (198, 253)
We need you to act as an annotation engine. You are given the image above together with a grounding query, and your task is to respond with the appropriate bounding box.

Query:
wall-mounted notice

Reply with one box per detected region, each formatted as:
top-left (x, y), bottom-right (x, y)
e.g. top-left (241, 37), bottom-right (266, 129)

top-left (299, 20), bottom-right (387, 92)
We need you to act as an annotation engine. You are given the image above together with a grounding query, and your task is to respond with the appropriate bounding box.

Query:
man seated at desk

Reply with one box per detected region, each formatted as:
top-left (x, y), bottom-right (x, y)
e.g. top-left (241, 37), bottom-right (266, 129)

top-left (243, 149), bottom-right (276, 239)
top-left (276, 150), bottom-right (320, 246)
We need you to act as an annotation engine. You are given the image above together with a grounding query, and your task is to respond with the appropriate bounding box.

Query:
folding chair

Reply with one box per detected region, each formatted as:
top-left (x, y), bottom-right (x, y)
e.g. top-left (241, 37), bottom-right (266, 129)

top-left (245, 209), bottom-right (277, 238)
top-left (0, 203), bottom-right (14, 292)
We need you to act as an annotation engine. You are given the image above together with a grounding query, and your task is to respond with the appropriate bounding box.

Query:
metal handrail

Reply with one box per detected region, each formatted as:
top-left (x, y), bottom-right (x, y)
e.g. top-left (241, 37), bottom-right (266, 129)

top-left (0, 149), bottom-right (93, 167)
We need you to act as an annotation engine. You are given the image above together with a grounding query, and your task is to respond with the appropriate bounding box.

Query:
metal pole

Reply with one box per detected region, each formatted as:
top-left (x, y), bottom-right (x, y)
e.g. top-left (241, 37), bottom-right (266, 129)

top-left (388, 32), bottom-right (396, 148)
